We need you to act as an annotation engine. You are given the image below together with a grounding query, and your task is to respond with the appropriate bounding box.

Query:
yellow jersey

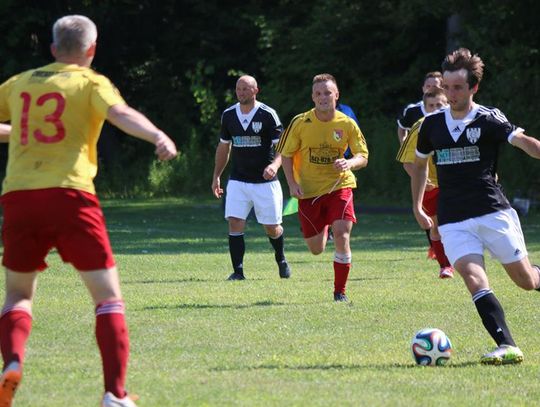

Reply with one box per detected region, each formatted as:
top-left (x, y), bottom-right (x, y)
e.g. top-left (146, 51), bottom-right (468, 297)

top-left (0, 62), bottom-right (125, 195)
top-left (277, 109), bottom-right (369, 199)
top-left (396, 117), bottom-right (438, 187)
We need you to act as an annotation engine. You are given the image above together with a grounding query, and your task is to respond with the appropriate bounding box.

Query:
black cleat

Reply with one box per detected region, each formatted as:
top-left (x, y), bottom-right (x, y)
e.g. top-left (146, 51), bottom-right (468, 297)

top-left (333, 293), bottom-right (348, 302)
top-left (227, 272), bottom-right (245, 281)
top-left (278, 261), bottom-right (291, 279)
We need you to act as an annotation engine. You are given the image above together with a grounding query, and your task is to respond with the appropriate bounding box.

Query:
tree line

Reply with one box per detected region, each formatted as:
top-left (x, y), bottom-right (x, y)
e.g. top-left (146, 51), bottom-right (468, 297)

top-left (0, 0), bottom-right (538, 203)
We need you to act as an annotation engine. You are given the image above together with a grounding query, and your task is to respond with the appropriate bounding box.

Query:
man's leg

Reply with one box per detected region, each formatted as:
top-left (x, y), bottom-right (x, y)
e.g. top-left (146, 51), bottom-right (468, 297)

top-left (264, 224), bottom-right (290, 279)
top-left (331, 220), bottom-right (353, 302)
top-left (429, 217), bottom-right (453, 278)
top-left (502, 257), bottom-right (540, 291)
top-left (0, 269), bottom-right (38, 405)
top-left (454, 254), bottom-right (521, 364)
top-left (228, 217), bottom-right (247, 280)
top-left (79, 267), bottom-right (131, 399)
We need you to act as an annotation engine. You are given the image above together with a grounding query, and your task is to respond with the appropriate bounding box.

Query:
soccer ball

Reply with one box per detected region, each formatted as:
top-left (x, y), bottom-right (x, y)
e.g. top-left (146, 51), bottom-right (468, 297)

top-left (411, 328), bottom-right (452, 366)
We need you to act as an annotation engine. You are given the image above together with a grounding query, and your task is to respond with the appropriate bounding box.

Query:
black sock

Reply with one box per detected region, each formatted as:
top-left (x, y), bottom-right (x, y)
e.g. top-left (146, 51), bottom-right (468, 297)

top-left (533, 265), bottom-right (540, 292)
top-left (425, 229), bottom-right (432, 247)
top-left (229, 233), bottom-right (245, 275)
top-left (473, 290), bottom-right (515, 347)
top-left (269, 233), bottom-right (285, 263)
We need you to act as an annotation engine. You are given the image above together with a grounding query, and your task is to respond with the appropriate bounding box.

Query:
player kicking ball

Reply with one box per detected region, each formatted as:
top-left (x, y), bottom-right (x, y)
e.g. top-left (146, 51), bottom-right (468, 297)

top-left (410, 48), bottom-right (540, 365)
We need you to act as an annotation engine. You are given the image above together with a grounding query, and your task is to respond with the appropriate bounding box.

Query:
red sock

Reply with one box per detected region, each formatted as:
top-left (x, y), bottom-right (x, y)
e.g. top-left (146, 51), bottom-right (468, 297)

top-left (0, 308), bottom-right (32, 369)
top-left (95, 301), bottom-right (129, 398)
top-left (431, 239), bottom-right (451, 268)
top-left (333, 261), bottom-right (351, 294)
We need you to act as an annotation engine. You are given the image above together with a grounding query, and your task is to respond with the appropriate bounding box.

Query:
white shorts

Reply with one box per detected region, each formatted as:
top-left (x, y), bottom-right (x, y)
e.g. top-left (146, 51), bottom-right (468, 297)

top-left (438, 208), bottom-right (528, 265)
top-left (225, 179), bottom-right (283, 225)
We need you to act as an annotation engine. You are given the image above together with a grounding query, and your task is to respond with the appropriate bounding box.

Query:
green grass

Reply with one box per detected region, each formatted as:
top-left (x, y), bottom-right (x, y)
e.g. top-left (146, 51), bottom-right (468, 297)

top-left (2, 198), bottom-right (540, 406)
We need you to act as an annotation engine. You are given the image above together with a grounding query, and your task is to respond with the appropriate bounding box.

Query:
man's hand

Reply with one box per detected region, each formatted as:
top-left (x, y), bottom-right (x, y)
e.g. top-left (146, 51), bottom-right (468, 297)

top-left (212, 177), bottom-right (223, 198)
top-left (288, 181), bottom-right (304, 198)
top-left (263, 163), bottom-right (279, 180)
top-left (155, 132), bottom-right (178, 160)
top-left (333, 158), bottom-right (350, 172)
top-left (413, 207), bottom-right (434, 230)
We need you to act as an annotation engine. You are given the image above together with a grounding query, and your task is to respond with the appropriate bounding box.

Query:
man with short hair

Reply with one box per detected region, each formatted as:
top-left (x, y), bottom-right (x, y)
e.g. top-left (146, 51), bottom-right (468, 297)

top-left (410, 48), bottom-right (540, 365)
top-left (0, 15), bottom-right (177, 407)
top-left (396, 87), bottom-right (454, 279)
top-left (277, 73), bottom-right (369, 302)
top-left (212, 75), bottom-right (290, 281)
top-left (397, 71), bottom-right (442, 145)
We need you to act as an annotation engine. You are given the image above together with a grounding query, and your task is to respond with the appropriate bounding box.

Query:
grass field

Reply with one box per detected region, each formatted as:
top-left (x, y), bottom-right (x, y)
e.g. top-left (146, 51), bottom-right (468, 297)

top-left (3, 198), bottom-right (540, 406)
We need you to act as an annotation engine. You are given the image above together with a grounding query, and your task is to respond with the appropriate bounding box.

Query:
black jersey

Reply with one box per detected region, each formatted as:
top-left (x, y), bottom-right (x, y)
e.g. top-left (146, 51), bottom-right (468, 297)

top-left (417, 104), bottom-right (519, 225)
top-left (397, 101), bottom-right (427, 130)
top-left (220, 101), bottom-right (283, 183)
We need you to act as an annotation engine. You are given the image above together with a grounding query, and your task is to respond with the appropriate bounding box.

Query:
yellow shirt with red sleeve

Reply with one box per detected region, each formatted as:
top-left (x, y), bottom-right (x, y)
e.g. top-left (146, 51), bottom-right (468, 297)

top-left (0, 62), bottom-right (125, 195)
top-left (395, 117), bottom-right (438, 187)
top-left (276, 109), bottom-right (369, 199)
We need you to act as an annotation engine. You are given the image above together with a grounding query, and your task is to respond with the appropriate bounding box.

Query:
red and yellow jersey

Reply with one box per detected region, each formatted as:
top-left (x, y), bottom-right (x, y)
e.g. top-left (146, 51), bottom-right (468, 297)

top-left (0, 62), bottom-right (125, 195)
top-left (277, 109), bottom-right (368, 199)
top-left (396, 117), bottom-right (438, 187)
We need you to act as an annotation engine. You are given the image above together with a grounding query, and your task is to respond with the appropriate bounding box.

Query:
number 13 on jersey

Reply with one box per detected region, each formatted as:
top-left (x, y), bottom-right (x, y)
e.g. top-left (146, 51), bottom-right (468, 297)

top-left (20, 91), bottom-right (66, 145)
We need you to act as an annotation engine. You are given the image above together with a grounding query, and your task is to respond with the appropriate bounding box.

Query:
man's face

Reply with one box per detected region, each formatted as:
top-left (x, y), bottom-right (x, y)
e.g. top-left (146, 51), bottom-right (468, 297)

top-left (422, 77), bottom-right (442, 93)
top-left (442, 69), bottom-right (477, 112)
top-left (312, 80), bottom-right (339, 113)
top-left (424, 94), bottom-right (448, 113)
top-left (235, 79), bottom-right (257, 105)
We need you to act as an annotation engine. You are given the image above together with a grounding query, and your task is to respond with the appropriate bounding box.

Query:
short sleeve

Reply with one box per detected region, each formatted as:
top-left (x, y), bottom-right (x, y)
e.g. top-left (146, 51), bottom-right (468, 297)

top-left (90, 74), bottom-right (125, 119)
top-left (276, 114), bottom-right (303, 157)
top-left (416, 119), bottom-right (433, 158)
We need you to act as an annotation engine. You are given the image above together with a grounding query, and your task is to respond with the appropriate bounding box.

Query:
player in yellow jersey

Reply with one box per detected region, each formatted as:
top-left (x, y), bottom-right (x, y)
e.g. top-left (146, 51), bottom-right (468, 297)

top-left (0, 15), bottom-right (177, 407)
top-left (277, 73), bottom-right (368, 302)
top-left (396, 87), bottom-right (454, 279)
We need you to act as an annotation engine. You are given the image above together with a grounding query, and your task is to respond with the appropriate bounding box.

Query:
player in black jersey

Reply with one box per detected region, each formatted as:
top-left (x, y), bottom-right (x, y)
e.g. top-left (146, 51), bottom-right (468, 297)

top-left (396, 71), bottom-right (442, 145)
top-left (411, 48), bottom-right (540, 365)
top-left (212, 75), bottom-right (290, 281)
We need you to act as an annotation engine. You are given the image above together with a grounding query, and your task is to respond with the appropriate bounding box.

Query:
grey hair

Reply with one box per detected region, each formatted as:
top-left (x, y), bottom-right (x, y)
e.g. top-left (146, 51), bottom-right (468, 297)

top-left (52, 15), bottom-right (97, 56)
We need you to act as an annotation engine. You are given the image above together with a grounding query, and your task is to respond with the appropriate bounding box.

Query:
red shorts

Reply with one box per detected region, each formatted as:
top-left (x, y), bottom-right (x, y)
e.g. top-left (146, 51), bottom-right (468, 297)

top-left (298, 188), bottom-right (356, 238)
top-left (422, 187), bottom-right (439, 217)
top-left (1, 188), bottom-right (115, 272)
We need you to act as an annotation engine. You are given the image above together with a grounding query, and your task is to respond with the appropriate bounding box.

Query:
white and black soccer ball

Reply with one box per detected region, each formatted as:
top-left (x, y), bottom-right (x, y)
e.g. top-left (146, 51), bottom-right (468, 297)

top-left (411, 328), bottom-right (452, 366)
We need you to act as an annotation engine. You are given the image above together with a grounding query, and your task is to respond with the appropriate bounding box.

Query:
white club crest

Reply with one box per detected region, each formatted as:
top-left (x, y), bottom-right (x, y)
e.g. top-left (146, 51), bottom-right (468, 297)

top-left (466, 127), bottom-right (481, 144)
top-left (251, 121), bottom-right (262, 133)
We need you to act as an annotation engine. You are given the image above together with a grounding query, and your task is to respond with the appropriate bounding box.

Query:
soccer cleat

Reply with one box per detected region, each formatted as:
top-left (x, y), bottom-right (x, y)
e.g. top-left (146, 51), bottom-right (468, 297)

top-left (102, 391), bottom-right (139, 407)
top-left (480, 345), bottom-right (524, 365)
top-left (427, 247), bottom-right (437, 260)
top-left (227, 272), bottom-right (245, 281)
top-left (439, 267), bottom-right (454, 279)
top-left (278, 261), bottom-right (291, 279)
top-left (0, 361), bottom-right (22, 407)
top-left (333, 293), bottom-right (348, 302)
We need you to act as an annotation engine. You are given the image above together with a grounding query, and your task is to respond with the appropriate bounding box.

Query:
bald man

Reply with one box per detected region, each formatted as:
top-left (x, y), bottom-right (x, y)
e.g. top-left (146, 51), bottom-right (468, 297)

top-left (212, 75), bottom-right (291, 281)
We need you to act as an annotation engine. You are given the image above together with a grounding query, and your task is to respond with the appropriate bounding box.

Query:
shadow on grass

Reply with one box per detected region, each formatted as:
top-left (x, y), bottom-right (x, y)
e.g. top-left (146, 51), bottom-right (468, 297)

top-left (209, 360), bottom-right (479, 371)
top-left (142, 300), bottom-right (289, 311)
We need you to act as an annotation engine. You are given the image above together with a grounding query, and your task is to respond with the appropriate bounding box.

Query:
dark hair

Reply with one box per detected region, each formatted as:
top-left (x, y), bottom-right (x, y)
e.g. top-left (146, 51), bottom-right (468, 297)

top-left (442, 48), bottom-right (484, 88)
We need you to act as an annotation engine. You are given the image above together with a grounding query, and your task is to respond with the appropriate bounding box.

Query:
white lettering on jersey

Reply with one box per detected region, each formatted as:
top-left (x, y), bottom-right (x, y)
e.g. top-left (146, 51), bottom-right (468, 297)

top-left (436, 146), bottom-right (480, 165)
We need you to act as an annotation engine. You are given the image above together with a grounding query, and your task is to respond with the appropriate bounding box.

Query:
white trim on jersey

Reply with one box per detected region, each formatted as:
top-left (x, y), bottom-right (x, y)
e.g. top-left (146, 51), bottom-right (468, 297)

top-left (219, 138), bottom-right (232, 144)
top-left (444, 105), bottom-right (479, 142)
top-left (508, 127), bottom-right (525, 144)
top-left (415, 148), bottom-right (433, 159)
top-left (235, 101), bottom-right (261, 130)
top-left (477, 105), bottom-right (508, 123)
top-left (258, 103), bottom-right (282, 127)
